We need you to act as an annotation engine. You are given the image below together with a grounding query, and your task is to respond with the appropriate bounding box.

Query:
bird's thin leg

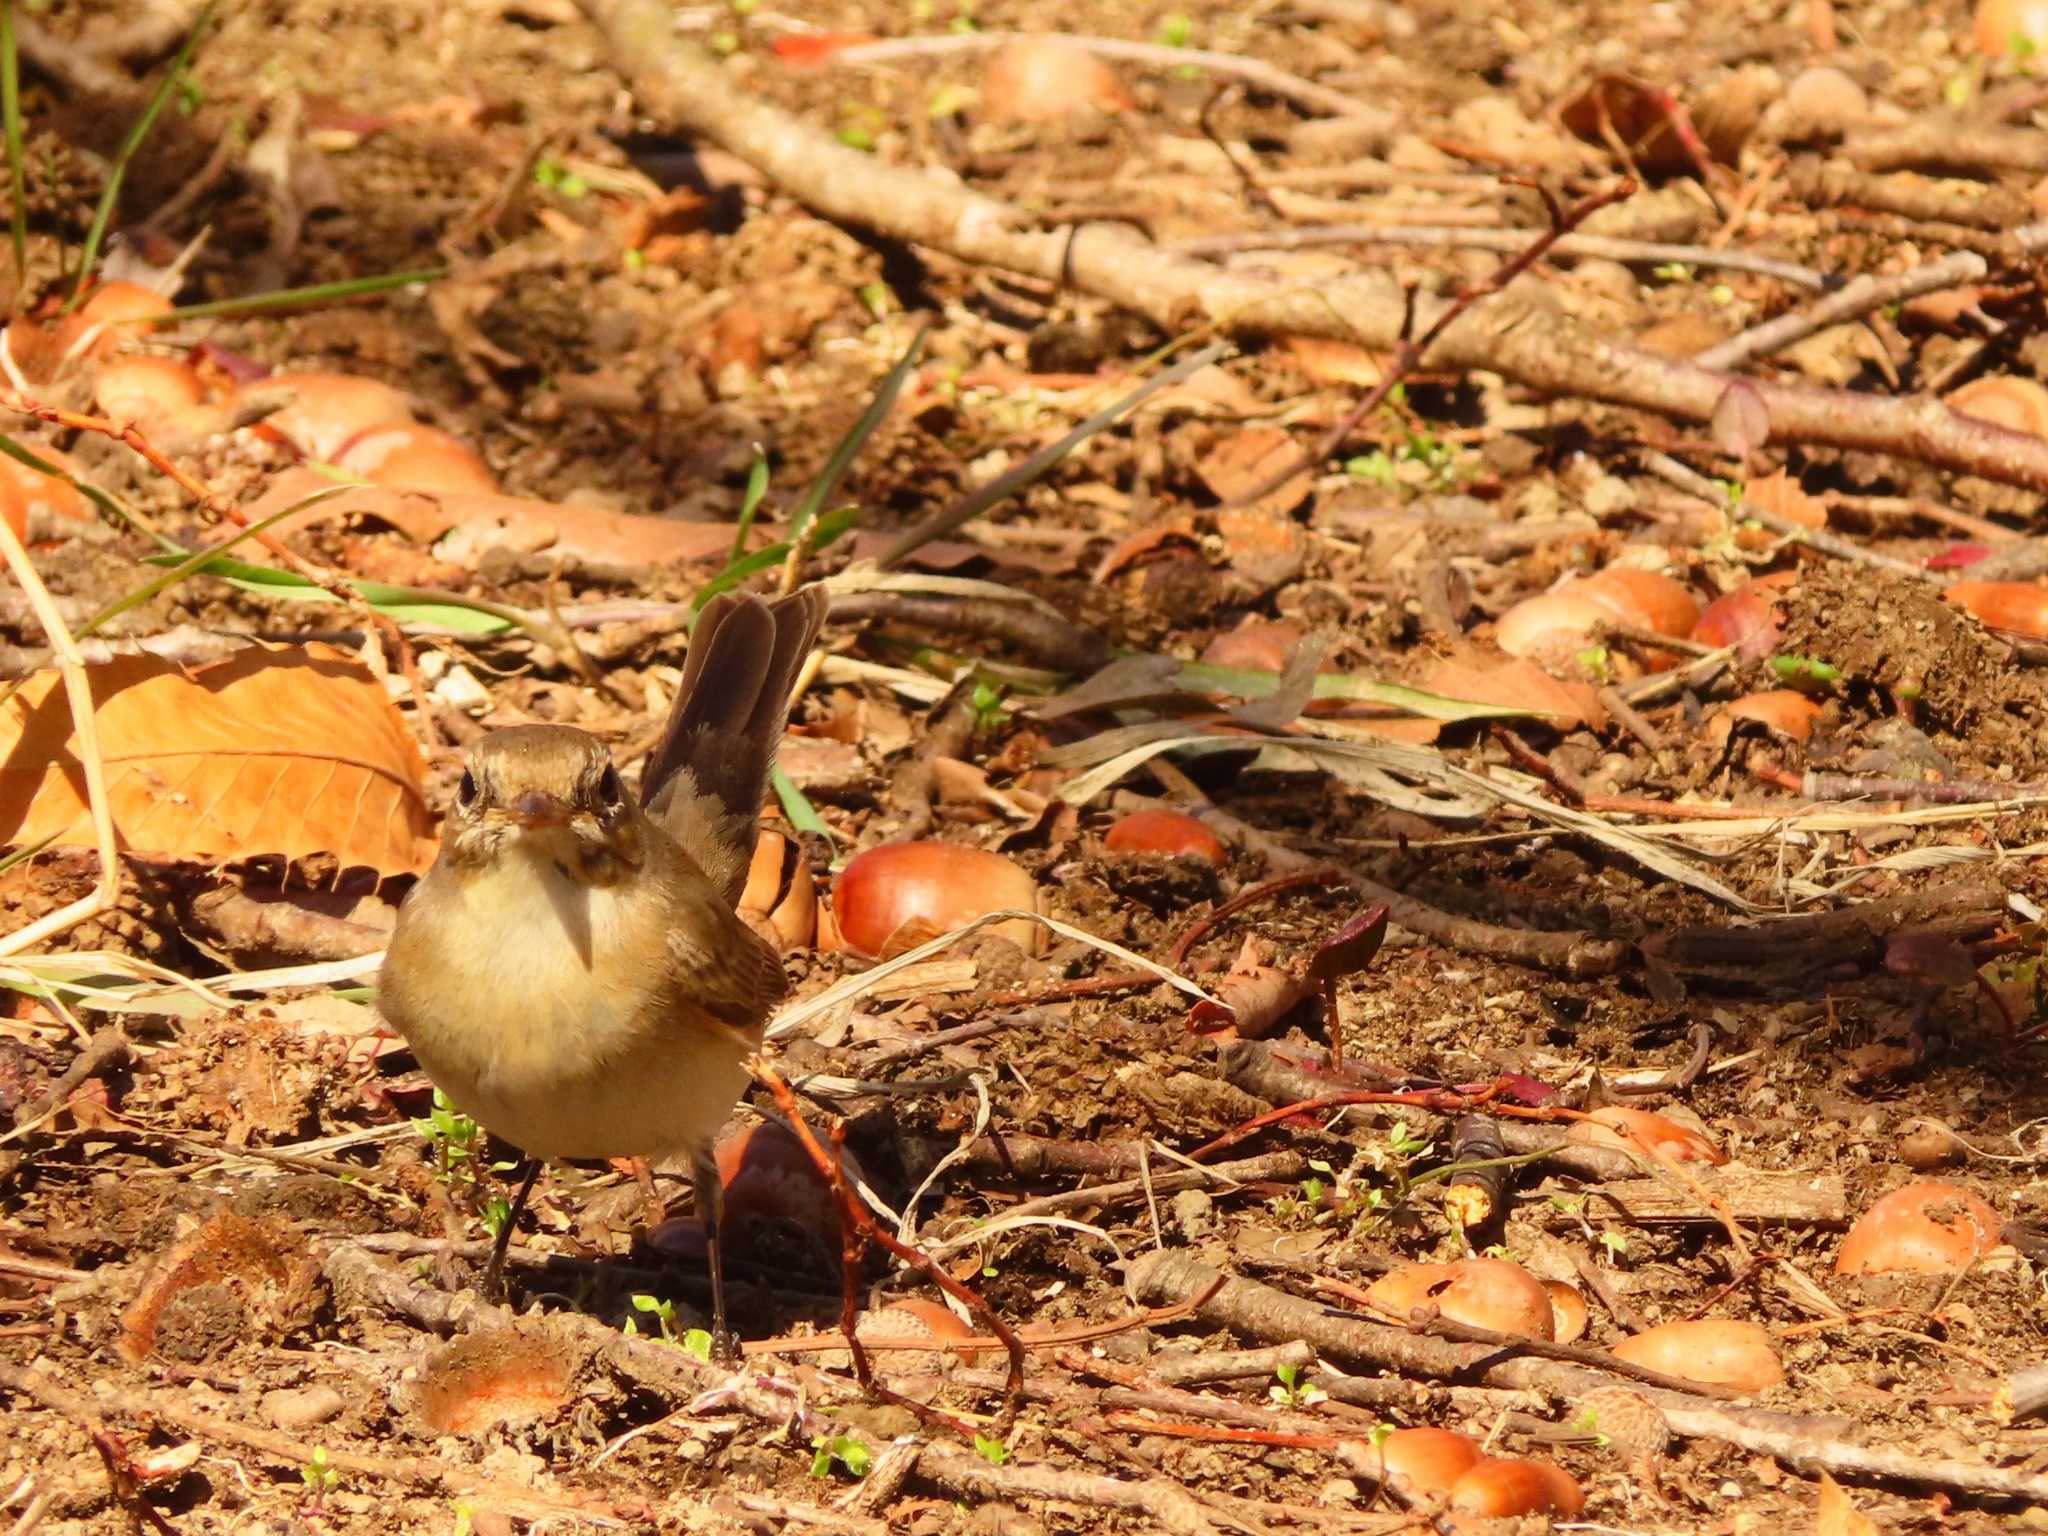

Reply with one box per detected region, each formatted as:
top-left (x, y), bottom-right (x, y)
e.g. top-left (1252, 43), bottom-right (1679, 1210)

top-left (484, 1158), bottom-right (542, 1301)
top-left (690, 1147), bottom-right (738, 1362)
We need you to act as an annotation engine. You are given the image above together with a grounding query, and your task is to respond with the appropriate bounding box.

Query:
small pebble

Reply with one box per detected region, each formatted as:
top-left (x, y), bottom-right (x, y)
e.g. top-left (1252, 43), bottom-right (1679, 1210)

top-left (261, 1385), bottom-right (345, 1430)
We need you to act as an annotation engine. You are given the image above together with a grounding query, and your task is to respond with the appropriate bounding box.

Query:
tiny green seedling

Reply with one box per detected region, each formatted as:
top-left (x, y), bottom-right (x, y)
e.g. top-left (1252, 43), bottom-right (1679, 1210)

top-left (1573, 1407), bottom-right (1613, 1449)
top-left (480, 1195), bottom-right (512, 1239)
top-left (301, 1447), bottom-right (340, 1500)
top-left (973, 1434), bottom-right (1010, 1465)
top-left (532, 157), bottom-right (588, 199)
top-left (1652, 261), bottom-right (1696, 282)
top-left (1600, 1229), bottom-right (1630, 1260)
top-left (626, 1292), bottom-right (678, 1342)
top-left (1156, 12), bottom-right (1194, 46)
top-left (1269, 1362), bottom-right (1327, 1408)
top-left (414, 1089), bottom-right (484, 1184)
top-left (810, 1433), bottom-right (873, 1479)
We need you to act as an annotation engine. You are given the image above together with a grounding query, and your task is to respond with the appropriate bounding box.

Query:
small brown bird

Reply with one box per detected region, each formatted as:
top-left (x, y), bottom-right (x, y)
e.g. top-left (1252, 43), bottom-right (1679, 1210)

top-left (379, 587), bottom-right (828, 1332)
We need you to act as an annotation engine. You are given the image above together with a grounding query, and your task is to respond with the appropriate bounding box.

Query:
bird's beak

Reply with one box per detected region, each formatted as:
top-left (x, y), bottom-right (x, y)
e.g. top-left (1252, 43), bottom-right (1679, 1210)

top-left (507, 789), bottom-right (571, 828)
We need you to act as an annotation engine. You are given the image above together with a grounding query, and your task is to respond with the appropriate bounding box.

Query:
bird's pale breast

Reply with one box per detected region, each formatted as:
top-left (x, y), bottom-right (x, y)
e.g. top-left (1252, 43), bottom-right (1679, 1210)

top-left (382, 843), bottom-right (747, 1160)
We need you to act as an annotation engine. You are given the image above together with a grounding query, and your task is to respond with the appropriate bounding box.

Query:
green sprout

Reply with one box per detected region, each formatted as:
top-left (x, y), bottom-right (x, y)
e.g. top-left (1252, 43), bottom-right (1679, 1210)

top-left (810, 1433), bottom-right (873, 1479)
top-left (1269, 1362), bottom-right (1327, 1408)
top-left (301, 1447), bottom-right (340, 1499)
top-left (973, 1434), bottom-right (1010, 1465)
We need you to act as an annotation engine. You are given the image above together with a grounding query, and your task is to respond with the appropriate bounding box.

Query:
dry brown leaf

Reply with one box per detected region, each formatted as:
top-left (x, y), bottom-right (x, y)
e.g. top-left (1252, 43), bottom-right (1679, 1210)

top-left (1418, 655), bottom-right (1607, 732)
top-left (246, 469), bottom-right (742, 567)
top-left (0, 645), bottom-right (435, 874)
top-left (1745, 469), bottom-right (1828, 530)
top-left (1815, 1473), bottom-right (1882, 1536)
top-left (1279, 336), bottom-right (1387, 389)
top-left (1196, 427), bottom-right (1313, 519)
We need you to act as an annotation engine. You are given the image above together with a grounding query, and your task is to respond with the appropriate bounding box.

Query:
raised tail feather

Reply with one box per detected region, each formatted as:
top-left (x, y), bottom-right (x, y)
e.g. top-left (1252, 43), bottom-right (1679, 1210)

top-left (642, 587), bottom-right (828, 905)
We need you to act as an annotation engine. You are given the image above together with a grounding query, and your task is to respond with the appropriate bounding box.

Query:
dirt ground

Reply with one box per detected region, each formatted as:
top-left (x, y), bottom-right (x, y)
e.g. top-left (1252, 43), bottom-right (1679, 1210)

top-left (3, 0), bottom-right (2048, 1532)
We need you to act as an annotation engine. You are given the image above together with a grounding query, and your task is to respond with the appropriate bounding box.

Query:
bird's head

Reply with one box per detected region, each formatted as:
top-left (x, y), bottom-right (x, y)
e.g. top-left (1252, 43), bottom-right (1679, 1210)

top-left (443, 724), bottom-right (644, 881)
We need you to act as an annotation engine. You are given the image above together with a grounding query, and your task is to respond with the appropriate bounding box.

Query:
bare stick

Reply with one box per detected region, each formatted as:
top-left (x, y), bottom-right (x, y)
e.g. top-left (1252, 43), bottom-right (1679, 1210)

top-left (1221, 177), bottom-right (1636, 512)
top-left (572, 0), bottom-right (2048, 489)
top-left (827, 29), bottom-right (1376, 121)
top-left (1169, 224), bottom-right (1830, 288)
top-left (1694, 250), bottom-right (1987, 371)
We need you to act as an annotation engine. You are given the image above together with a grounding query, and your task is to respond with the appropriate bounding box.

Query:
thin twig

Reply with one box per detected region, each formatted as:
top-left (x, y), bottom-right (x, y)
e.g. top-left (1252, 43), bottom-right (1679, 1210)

top-left (1221, 176), bottom-right (1637, 512)
top-left (827, 29), bottom-right (1376, 121)
top-left (1167, 224), bottom-right (1828, 288)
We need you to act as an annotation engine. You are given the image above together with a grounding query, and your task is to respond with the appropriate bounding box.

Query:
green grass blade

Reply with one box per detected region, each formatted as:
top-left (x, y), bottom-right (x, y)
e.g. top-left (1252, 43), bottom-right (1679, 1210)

top-left (1174, 659), bottom-right (1550, 721)
top-left (1, 1), bottom-right (24, 284)
top-left (731, 445), bottom-right (770, 566)
top-left (690, 542), bottom-right (792, 613)
top-left (65, 0), bottom-right (218, 310)
top-left (770, 763), bottom-right (838, 858)
top-left (141, 544), bottom-right (524, 635)
top-left (787, 319), bottom-right (929, 539)
top-left (163, 266), bottom-right (448, 321)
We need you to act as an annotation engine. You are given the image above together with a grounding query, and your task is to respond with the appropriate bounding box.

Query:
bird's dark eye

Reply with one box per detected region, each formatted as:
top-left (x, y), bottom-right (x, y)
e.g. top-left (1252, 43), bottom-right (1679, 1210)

top-left (456, 769), bottom-right (479, 809)
top-left (598, 764), bottom-right (624, 808)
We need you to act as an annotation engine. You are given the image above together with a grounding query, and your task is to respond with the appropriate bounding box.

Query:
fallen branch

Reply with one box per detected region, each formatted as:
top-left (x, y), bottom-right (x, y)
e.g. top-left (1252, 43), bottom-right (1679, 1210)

top-left (1126, 1251), bottom-right (2048, 1503)
top-left (573, 0), bottom-right (2048, 489)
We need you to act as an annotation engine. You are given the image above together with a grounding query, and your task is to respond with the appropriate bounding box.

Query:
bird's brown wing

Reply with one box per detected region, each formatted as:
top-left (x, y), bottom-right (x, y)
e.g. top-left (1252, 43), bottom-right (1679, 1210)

top-left (659, 896), bottom-right (788, 1043)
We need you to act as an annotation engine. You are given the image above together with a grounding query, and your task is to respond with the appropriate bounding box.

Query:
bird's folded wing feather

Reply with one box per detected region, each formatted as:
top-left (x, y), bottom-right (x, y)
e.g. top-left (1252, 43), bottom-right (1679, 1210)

top-left (662, 912), bottom-right (788, 1040)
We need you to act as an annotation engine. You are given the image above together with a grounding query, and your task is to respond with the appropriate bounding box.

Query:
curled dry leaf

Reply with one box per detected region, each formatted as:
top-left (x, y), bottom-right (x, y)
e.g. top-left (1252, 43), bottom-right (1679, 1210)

top-left (982, 35), bottom-right (1133, 122)
top-left (0, 646), bottom-right (436, 875)
top-left (1196, 426), bottom-right (1314, 521)
top-left (245, 469), bottom-right (744, 567)
top-left (737, 827), bottom-right (818, 951)
top-left (1611, 1318), bottom-right (1784, 1392)
top-left (1567, 1104), bottom-right (1727, 1164)
top-left (1945, 580), bottom-right (2048, 640)
top-left (1364, 1257), bottom-right (1557, 1340)
top-left (1946, 375), bottom-right (2048, 436)
top-left (1203, 619), bottom-right (1305, 672)
top-left (1741, 469), bottom-right (1826, 531)
top-left (1495, 568), bottom-right (1697, 667)
top-left (1417, 655), bottom-right (1607, 731)
top-left (1709, 689), bottom-right (1823, 744)
top-left (1692, 571), bottom-right (1795, 655)
top-left (1711, 378), bottom-right (1771, 460)
top-left (1835, 1180), bottom-right (2005, 1275)
top-left (1187, 934), bottom-right (1310, 1040)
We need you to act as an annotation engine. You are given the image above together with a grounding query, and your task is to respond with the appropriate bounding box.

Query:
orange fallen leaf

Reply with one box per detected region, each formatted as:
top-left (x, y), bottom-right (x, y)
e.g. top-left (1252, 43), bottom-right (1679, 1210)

top-left (1743, 469), bottom-right (1827, 531)
top-left (1196, 426), bottom-right (1313, 520)
top-left (0, 646), bottom-right (435, 874)
top-left (245, 469), bottom-right (744, 567)
top-left (1418, 656), bottom-right (1607, 732)
top-left (1815, 1473), bottom-right (1881, 1536)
